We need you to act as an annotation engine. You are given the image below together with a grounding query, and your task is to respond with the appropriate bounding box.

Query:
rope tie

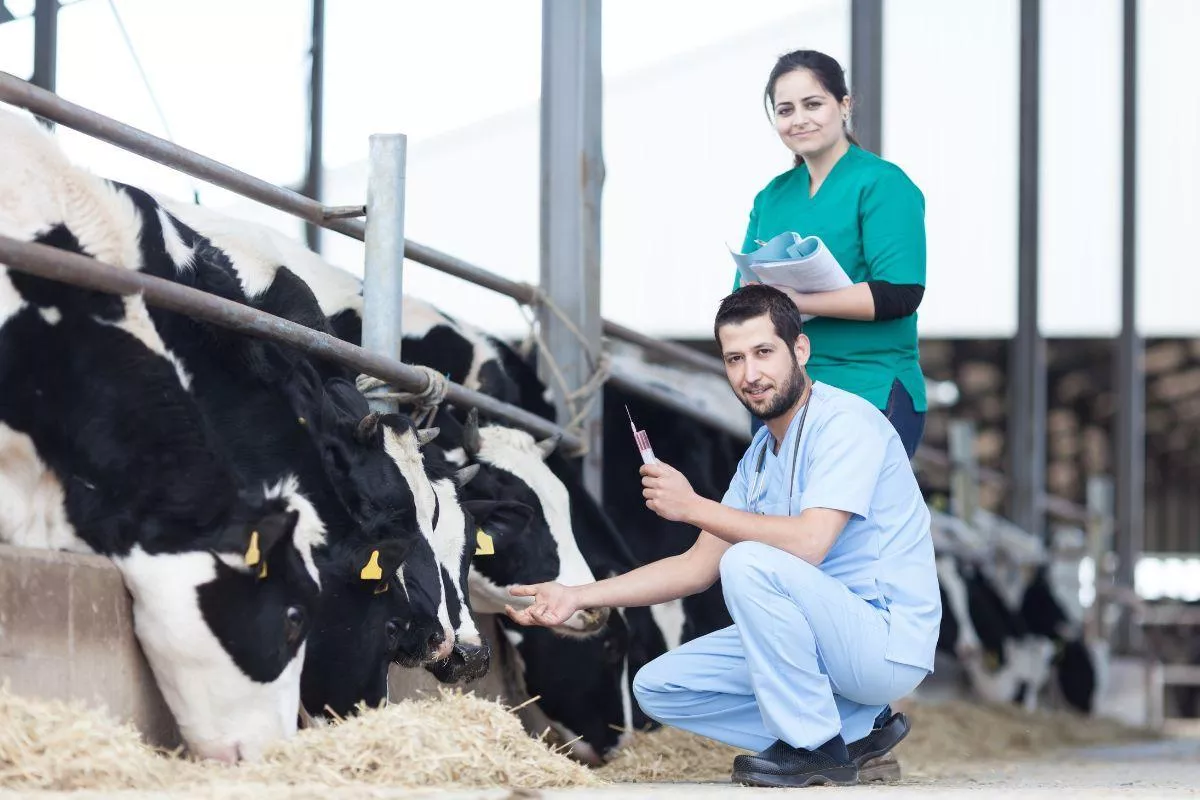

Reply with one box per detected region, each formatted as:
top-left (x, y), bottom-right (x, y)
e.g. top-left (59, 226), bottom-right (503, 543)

top-left (356, 365), bottom-right (449, 429)
top-left (515, 283), bottom-right (611, 454)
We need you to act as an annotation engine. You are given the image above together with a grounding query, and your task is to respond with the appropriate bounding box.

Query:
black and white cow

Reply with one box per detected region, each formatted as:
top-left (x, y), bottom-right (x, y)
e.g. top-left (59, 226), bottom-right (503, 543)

top-left (0, 110), bottom-right (326, 761)
top-left (0, 110), bottom-right (481, 721)
top-left (157, 196), bottom-right (502, 678)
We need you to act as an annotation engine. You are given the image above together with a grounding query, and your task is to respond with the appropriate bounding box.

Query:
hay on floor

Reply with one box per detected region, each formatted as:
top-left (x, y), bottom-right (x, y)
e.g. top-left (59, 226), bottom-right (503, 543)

top-left (597, 726), bottom-right (748, 783)
top-left (597, 699), bottom-right (1155, 784)
top-left (893, 698), bottom-right (1155, 778)
top-left (0, 685), bottom-right (600, 793)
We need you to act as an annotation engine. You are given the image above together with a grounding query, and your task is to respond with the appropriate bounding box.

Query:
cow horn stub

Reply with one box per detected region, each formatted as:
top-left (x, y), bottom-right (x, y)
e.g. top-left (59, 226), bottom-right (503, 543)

top-left (536, 432), bottom-right (562, 461)
top-left (454, 463), bottom-right (480, 488)
top-left (355, 412), bottom-right (382, 444)
top-left (415, 427), bottom-right (440, 447)
top-left (463, 408), bottom-right (482, 457)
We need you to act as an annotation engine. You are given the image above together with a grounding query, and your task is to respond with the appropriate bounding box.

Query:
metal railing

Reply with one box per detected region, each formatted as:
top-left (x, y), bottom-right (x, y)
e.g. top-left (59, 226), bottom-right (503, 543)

top-left (0, 70), bottom-right (1096, 527)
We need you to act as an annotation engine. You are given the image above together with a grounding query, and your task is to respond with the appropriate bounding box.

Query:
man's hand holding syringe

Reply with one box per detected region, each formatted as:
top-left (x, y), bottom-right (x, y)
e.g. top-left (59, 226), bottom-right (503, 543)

top-left (504, 408), bottom-right (730, 627)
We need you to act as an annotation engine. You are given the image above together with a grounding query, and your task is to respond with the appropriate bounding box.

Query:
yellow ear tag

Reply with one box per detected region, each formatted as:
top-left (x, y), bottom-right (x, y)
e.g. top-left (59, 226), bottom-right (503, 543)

top-left (258, 560), bottom-right (268, 580)
top-left (360, 549), bottom-right (383, 581)
top-left (245, 531), bottom-right (261, 567)
top-left (474, 529), bottom-right (494, 556)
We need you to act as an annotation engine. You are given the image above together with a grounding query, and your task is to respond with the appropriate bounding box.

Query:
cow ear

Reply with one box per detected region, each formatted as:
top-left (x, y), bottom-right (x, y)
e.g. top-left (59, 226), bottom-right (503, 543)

top-left (355, 412), bottom-right (382, 445)
top-left (234, 509), bottom-right (299, 579)
top-left (354, 538), bottom-right (411, 591)
top-left (461, 499), bottom-right (535, 537)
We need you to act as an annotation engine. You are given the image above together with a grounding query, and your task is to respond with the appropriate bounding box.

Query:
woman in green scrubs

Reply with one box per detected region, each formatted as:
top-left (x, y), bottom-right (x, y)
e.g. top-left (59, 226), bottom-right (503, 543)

top-left (735, 49), bottom-right (928, 458)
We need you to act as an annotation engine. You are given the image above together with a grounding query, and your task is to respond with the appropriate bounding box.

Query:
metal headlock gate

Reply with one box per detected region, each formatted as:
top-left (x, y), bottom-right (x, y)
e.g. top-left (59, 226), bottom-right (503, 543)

top-left (0, 68), bottom-right (1096, 528)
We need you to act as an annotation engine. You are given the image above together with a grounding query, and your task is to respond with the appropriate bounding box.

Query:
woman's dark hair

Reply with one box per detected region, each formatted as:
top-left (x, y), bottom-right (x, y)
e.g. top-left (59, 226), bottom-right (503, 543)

top-left (763, 49), bottom-right (859, 166)
top-left (714, 284), bottom-right (804, 350)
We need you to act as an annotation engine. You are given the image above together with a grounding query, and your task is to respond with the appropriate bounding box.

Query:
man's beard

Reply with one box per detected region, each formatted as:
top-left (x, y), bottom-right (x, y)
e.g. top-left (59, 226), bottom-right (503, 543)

top-left (737, 360), bottom-right (808, 421)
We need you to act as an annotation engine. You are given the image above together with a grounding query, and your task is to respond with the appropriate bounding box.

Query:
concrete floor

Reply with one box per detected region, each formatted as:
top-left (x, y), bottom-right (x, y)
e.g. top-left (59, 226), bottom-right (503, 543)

top-left (4, 737), bottom-right (1198, 799)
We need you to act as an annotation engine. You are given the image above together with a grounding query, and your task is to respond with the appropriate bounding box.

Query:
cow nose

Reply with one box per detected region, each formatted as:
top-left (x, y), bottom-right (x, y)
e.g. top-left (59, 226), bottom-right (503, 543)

top-left (429, 630), bottom-right (453, 661)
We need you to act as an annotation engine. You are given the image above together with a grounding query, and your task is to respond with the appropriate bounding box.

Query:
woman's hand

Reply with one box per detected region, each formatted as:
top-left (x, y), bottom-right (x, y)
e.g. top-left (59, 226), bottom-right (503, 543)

top-left (504, 582), bottom-right (580, 627)
top-left (641, 460), bottom-right (700, 523)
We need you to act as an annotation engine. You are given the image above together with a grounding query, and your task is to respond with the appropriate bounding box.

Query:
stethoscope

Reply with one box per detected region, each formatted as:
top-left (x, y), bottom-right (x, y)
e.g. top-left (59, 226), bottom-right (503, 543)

top-left (747, 388), bottom-right (812, 515)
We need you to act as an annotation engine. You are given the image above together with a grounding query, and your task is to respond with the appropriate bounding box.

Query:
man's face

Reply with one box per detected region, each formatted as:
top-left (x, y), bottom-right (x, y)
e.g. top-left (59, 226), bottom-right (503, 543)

top-left (718, 314), bottom-right (809, 420)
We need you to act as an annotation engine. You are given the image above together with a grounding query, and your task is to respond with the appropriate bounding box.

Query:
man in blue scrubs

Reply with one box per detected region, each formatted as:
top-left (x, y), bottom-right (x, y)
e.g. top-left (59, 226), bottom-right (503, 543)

top-left (505, 285), bottom-right (941, 788)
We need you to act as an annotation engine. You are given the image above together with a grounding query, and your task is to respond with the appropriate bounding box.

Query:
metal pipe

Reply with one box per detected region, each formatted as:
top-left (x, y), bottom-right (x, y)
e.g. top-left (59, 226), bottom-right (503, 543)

top-left (362, 134), bottom-right (407, 414)
top-left (1115, 0), bottom-right (1144, 653)
top-left (540, 0), bottom-right (605, 498)
top-left (850, 0), bottom-right (883, 154)
top-left (1009, 0), bottom-right (1047, 538)
top-left (604, 320), bottom-right (725, 376)
top-left (32, 0), bottom-right (57, 94)
top-left (303, 0), bottom-right (325, 253)
top-left (0, 234), bottom-right (582, 453)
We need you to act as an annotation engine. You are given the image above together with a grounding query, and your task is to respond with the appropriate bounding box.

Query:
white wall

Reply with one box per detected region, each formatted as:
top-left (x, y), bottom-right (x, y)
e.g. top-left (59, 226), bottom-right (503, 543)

top-left (2, 0), bottom-right (1195, 340)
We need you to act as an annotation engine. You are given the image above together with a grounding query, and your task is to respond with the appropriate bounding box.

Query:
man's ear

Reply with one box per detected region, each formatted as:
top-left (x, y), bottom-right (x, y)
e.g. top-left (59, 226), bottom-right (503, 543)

top-left (793, 332), bottom-right (811, 368)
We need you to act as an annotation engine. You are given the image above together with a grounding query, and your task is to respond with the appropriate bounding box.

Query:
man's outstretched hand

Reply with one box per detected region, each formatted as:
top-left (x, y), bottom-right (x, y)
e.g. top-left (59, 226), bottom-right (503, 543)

top-left (504, 581), bottom-right (579, 627)
top-left (640, 460), bottom-right (700, 523)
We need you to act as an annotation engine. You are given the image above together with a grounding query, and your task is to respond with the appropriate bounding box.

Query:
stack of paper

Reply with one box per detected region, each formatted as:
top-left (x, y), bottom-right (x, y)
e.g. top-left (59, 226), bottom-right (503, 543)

top-left (730, 232), bottom-right (851, 321)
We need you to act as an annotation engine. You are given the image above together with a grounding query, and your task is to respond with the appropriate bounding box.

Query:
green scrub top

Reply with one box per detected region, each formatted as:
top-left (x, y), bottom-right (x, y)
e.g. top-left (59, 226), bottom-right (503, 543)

top-left (734, 145), bottom-right (928, 412)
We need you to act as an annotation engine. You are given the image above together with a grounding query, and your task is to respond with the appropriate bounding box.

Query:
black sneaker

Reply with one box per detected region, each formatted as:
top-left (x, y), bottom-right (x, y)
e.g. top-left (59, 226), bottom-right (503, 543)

top-left (731, 735), bottom-right (859, 788)
top-left (847, 706), bottom-right (911, 770)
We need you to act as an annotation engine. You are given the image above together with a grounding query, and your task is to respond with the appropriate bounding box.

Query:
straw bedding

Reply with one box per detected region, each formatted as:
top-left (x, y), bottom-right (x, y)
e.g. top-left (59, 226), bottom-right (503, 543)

top-left (0, 685), bottom-right (598, 794)
top-left (0, 685), bottom-right (1156, 794)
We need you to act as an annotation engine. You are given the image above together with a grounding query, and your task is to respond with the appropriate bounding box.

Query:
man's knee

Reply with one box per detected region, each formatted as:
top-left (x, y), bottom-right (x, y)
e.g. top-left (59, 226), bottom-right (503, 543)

top-left (718, 541), bottom-right (775, 585)
top-left (632, 654), bottom-right (675, 716)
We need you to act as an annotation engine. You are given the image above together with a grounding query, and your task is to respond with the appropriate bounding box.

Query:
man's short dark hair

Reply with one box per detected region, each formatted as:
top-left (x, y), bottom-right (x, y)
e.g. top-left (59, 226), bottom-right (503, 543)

top-left (713, 284), bottom-right (804, 349)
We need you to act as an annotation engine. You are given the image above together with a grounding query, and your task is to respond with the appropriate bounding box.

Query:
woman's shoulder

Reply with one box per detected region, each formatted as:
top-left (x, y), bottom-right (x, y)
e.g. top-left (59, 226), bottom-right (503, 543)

top-left (751, 164), bottom-right (805, 205)
top-left (847, 146), bottom-right (923, 199)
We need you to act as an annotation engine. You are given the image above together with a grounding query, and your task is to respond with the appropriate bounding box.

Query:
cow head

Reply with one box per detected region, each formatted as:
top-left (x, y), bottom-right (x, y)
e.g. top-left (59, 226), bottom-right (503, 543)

top-left (310, 380), bottom-right (454, 665)
top-left (301, 535), bottom-right (414, 718)
top-left (113, 478), bottom-right (324, 763)
top-left (421, 451), bottom-right (494, 685)
top-left (499, 608), bottom-right (633, 765)
top-left (440, 408), bottom-right (609, 637)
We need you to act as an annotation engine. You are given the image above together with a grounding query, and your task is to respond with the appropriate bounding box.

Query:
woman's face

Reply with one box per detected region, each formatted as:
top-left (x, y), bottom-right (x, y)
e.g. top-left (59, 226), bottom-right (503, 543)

top-left (771, 68), bottom-right (850, 161)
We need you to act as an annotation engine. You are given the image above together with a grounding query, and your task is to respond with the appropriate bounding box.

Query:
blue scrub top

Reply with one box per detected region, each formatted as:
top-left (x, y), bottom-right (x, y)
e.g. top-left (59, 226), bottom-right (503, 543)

top-left (721, 381), bottom-right (941, 671)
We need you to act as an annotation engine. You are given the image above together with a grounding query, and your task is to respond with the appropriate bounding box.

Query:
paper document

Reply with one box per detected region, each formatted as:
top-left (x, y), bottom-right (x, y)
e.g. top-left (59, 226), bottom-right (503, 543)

top-left (730, 232), bottom-right (851, 320)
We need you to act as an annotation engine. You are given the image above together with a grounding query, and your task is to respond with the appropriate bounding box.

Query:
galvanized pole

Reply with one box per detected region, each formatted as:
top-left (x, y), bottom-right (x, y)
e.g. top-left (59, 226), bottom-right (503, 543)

top-left (1114, 0), bottom-right (1144, 653)
top-left (362, 134), bottom-right (407, 414)
top-left (32, 0), bottom-right (57, 94)
top-left (539, 0), bottom-right (604, 499)
top-left (303, 0), bottom-right (325, 253)
top-left (849, 0), bottom-right (883, 154)
top-left (1009, 0), bottom-right (1047, 538)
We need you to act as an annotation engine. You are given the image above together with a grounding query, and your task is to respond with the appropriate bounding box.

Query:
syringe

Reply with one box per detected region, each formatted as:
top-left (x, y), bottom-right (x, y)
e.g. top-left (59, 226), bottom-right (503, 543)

top-left (625, 405), bottom-right (658, 465)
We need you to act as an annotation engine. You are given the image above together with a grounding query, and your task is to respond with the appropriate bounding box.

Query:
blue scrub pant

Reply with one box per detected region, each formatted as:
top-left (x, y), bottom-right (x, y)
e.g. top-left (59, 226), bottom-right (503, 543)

top-left (632, 542), bottom-right (929, 752)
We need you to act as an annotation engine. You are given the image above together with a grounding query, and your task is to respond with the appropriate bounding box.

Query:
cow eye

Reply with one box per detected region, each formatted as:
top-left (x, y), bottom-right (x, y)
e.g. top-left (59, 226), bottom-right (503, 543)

top-left (284, 606), bottom-right (307, 645)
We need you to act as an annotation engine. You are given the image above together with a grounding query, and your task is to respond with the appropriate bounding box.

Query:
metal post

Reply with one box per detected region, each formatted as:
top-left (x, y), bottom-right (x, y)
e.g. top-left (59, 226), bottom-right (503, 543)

top-left (1085, 475), bottom-right (1115, 642)
top-left (362, 134), bottom-right (407, 414)
top-left (1115, 0), bottom-right (1143, 653)
top-left (1009, 0), bottom-right (1046, 538)
top-left (303, 0), bottom-right (325, 253)
top-left (948, 419), bottom-right (978, 522)
top-left (539, 0), bottom-right (604, 499)
top-left (32, 0), bottom-right (57, 94)
top-left (849, 0), bottom-right (883, 154)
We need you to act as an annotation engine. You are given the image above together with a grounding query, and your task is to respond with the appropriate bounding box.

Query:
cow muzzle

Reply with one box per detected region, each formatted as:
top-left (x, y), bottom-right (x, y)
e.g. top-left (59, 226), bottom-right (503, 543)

top-left (560, 606), bottom-right (611, 637)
